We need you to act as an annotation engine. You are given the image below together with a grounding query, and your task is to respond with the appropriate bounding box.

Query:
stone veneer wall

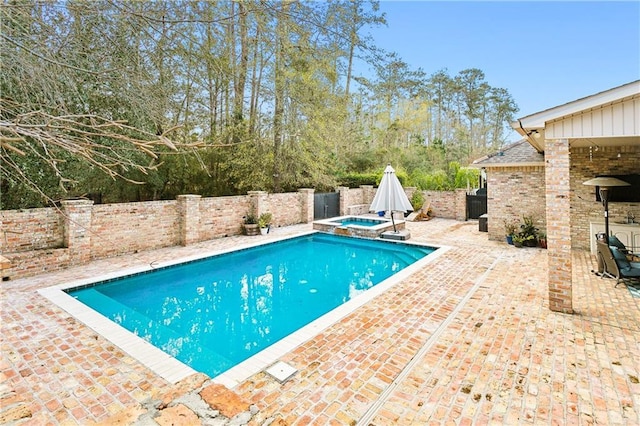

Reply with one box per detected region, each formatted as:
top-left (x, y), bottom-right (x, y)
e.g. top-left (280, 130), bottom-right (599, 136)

top-left (570, 145), bottom-right (640, 251)
top-left (485, 166), bottom-right (547, 242)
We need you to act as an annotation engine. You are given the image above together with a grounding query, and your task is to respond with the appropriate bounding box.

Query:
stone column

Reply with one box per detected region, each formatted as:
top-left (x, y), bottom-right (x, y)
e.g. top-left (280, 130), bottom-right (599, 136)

top-left (61, 199), bottom-right (94, 264)
top-left (177, 194), bottom-right (201, 246)
top-left (545, 139), bottom-right (573, 313)
top-left (337, 186), bottom-right (349, 216)
top-left (298, 188), bottom-right (315, 223)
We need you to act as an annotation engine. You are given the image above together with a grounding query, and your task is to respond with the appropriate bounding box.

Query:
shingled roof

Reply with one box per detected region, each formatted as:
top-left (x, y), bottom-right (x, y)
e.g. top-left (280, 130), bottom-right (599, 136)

top-left (471, 139), bottom-right (544, 167)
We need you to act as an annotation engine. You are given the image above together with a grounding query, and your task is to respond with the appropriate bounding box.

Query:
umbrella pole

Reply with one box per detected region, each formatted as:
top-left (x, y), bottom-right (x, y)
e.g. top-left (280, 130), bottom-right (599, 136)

top-left (391, 211), bottom-right (397, 232)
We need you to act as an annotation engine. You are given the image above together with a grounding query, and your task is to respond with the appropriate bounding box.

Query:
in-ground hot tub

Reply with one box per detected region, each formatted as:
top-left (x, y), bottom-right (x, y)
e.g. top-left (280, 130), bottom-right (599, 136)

top-left (313, 215), bottom-right (405, 239)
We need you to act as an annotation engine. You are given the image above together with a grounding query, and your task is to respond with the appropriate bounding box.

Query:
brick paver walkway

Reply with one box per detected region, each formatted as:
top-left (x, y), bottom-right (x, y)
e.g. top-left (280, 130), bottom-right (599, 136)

top-left (2, 219), bottom-right (639, 425)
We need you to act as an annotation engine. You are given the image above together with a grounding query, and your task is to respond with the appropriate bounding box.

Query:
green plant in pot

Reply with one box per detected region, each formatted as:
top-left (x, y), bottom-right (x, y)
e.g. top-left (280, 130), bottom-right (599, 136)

top-left (512, 233), bottom-right (525, 248)
top-left (503, 219), bottom-right (518, 245)
top-left (518, 215), bottom-right (539, 247)
top-left (242, 211), bottom-right (260, 236)
top-left (538, 232), bottom-right (547, 249)
top-left (258, 212), bottom-right (272, 235)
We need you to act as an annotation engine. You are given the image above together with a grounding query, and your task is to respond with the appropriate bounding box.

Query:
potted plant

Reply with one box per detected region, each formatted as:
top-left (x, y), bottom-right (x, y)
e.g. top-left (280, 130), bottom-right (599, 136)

top-left (258, 212), bottom-right (272, 235)
top-left (519, 215), bottom-right (539, 247)
top-left (538, 232), bottom-right (547, 249)
top-left (242, 211), bottom-right (260, 236)
top-left (512, 233), bottom-right (524, 248)
top-left (503, 219), bottom-right (518, 245)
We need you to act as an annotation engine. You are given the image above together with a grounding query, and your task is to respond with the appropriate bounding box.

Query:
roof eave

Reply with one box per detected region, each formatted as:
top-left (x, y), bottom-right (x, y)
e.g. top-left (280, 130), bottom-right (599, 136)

top-left (516, 80), bottom-right (640, 129)
top-left (511, 80), bottom-right (640, 152)
top-left (472, 161), bottom-right (545, 169)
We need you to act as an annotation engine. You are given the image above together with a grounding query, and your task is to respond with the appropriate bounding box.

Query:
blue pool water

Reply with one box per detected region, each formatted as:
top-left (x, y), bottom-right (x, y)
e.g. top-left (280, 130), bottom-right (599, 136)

top-left (331, 217), bottom-right (387, 227)
top-left (68, 233), bottom-right (435, 378)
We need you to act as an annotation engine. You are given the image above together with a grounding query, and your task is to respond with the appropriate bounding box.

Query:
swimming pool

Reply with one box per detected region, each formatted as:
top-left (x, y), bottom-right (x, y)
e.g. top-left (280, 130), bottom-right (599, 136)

top-left (40, 232), bottom-right (443, 386)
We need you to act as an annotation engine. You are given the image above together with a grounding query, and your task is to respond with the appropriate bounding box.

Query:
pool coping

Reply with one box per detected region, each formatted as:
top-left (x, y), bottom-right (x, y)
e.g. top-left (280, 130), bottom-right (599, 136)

top-left (38, 231), bottom-right (450, 389)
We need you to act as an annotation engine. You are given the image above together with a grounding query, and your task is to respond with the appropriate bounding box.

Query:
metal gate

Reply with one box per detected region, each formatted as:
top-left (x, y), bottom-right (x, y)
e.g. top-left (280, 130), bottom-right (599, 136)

top-left (466, 194), bottom-right (487, 219)
top-left (314, 192), bottom-right (339, 219)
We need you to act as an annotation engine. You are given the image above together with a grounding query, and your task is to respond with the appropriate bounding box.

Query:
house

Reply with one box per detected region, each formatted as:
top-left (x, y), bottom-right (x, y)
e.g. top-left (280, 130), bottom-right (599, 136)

top-left (474, 80), bottom-right (640, 313)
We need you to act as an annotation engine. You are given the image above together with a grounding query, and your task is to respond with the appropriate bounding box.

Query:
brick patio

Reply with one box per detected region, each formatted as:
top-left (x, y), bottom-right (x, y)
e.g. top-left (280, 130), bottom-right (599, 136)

top-left (2, 219), bottom-right (639, 425)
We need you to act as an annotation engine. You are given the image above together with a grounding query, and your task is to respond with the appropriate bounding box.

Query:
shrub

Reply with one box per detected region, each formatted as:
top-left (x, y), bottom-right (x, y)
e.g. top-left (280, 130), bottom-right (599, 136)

top-left (337, 172), bottom-right (378, 188)
top-left (411, 191), bottom-right (425, 211)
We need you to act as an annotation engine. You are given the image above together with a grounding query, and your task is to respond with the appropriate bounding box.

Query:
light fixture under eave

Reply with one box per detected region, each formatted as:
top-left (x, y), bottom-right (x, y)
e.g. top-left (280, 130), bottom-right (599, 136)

top-left (583, 177), bottom-right (630, 239)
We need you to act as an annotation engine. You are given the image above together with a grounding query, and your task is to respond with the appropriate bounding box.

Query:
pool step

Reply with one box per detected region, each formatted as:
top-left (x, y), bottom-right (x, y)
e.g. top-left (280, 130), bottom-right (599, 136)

top-left (72, 288), bottom-right (234, 374)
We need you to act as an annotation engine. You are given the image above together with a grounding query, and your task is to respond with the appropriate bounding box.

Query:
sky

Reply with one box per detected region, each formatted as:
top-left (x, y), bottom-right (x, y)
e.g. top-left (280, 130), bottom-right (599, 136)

top-left (365, 1), bottom-right (640, 142)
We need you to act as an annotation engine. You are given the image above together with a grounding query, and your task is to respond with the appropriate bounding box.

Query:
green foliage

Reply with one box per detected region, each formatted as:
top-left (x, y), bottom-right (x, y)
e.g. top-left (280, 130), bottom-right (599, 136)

top-left (518, 215), bottom-right (539, 243)
top-left (244, 211), bottom-right (258, 225)
top-left (258, 213), bottom-right (272, 228)
top-left (405, 162), bottom-right (480, 192)
top-left (454, 167), bottom-right (480, 189)
top-left (503, 219), bottom-right (518, 236)
top-left (410, 191), bottom-right (425, 211)
top-left (1, 1), bottom-right (515, 210)
top-left (338, 172), bottom-right (379, 188)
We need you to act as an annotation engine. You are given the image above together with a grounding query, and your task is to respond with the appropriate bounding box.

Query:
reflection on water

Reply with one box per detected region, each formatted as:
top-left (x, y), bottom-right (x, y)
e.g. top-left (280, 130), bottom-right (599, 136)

top-left (70, 234), bottom-right (433, 377)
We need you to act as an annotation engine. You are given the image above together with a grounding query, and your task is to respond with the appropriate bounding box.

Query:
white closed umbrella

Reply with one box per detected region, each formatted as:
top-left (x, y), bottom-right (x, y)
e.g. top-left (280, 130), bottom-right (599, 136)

top-left (369, 164), bottom-right (413, 232)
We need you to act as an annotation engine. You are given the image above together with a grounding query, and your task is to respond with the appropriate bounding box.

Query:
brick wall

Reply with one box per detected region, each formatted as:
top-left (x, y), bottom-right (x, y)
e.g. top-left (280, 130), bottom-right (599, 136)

top-left (91, 201), bottom-right (179, 258)
top-left (1, 190), bottom-right (314, 279)
top-left (343, 186), bottom-right (465, 219)
top-left (199, 195), bottom-right (249, 240)
top-left (3, 248), bottom-right (70, 278)
top-left (1, 186), bottom-right (466, 279)
top-left (1, 208), bottom-right (63, 252)
top-left (418, 189), bottom-right (471, 221)
top-left (265, 192), bottom-right (305, 226)
top-left (570, 145), bottom-right (640, 250)
top-left (485, 166), bottom-right (547, 241)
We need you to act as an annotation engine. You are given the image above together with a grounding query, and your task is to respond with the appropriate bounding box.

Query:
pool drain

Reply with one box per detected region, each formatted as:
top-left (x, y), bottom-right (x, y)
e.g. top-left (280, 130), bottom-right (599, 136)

top-left (265, 361), bottom-right (297, 383)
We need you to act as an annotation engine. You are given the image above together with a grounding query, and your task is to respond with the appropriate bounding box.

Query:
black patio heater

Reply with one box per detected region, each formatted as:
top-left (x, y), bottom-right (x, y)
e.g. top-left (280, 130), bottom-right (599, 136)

top-left (583, 176), bottom-right (630, 239)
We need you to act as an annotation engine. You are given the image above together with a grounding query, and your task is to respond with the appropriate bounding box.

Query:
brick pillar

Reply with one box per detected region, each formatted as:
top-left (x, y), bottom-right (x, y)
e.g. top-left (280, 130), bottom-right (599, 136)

top-left (545, 139), bottom-right (573, 313)
top-left (455, 188), bottom-right (467, 221)
top-left (247, 190), bottom-right (268, 217)
top-left (337, 186), bottom-right (349, 216)
top-left (61, 199), bottom-right (93, 264)
top-left (177, 194), bottom-right (201, 246)
top-left (298, 188), bottom-right (315, 223)
top-left (360, 185), bottom-right (375, 205)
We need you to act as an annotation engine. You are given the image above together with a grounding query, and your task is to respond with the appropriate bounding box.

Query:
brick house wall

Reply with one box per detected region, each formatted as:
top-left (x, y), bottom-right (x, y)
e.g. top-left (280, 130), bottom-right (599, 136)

top-left (570, 145), bottom-right (640, 251)
top-left (485, 166), bottom-right (547, 241)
